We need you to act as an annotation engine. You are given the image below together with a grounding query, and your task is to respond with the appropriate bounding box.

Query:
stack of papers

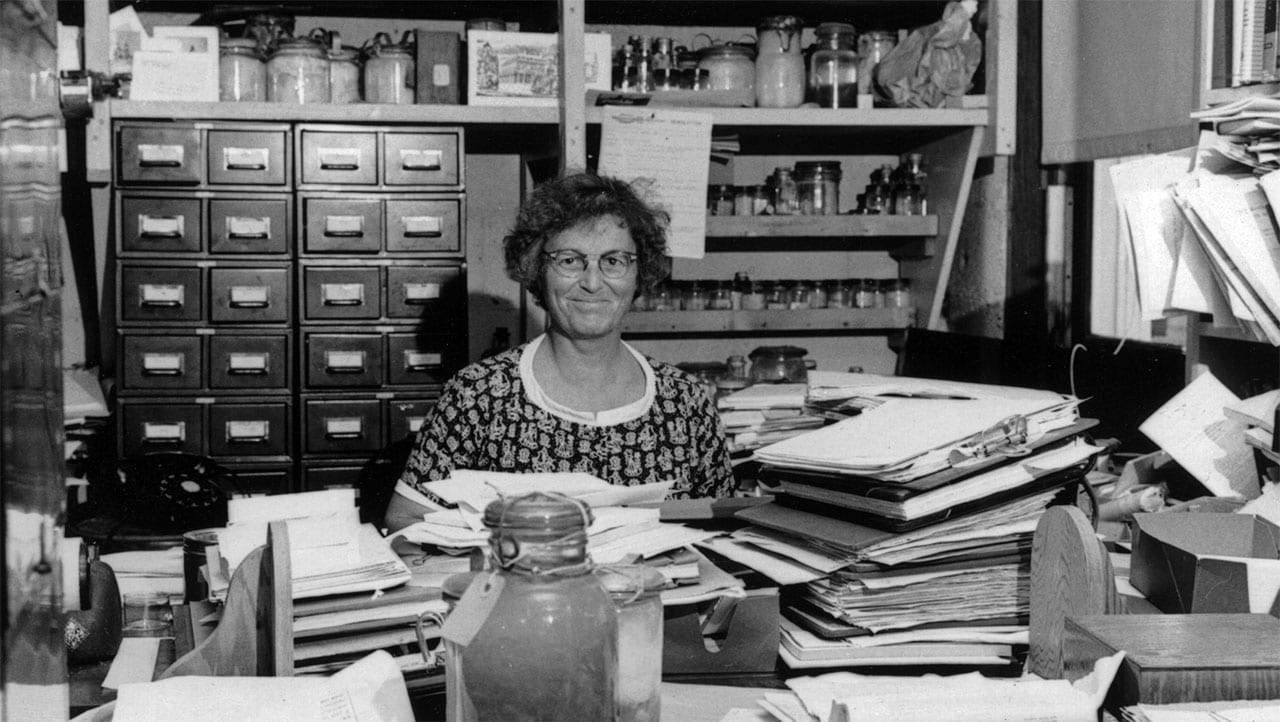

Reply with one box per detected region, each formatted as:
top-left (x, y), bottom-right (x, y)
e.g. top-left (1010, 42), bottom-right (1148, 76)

top-left (718, 383), bottom-right (825, 453)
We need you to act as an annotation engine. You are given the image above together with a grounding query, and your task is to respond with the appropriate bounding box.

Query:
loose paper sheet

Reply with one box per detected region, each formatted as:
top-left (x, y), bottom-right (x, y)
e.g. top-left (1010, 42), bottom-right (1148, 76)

top-left (597, 107), bottom-right (713, 259)
top-left (1139, 371), bottom-right (1260, 500)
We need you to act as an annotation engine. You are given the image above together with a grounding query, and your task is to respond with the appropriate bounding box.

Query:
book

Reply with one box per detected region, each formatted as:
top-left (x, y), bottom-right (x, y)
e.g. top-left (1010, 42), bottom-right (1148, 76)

top-left (779, 619), bottom-right (1015, 667)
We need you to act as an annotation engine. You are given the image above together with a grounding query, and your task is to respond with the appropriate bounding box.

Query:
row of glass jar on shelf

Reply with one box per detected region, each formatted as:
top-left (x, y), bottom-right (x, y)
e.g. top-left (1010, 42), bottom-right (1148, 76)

top-left (709, 161), bottom-right (844, 216)
top-left (633, 277), bottom-right (912, 312)
top-left (220, 29), bottom-right (415, 105)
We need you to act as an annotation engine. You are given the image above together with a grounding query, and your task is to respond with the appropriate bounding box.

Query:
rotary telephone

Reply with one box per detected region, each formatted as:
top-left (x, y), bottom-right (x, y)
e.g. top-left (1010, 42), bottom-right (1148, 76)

top-left (103, 452), bottom-right (234, 533)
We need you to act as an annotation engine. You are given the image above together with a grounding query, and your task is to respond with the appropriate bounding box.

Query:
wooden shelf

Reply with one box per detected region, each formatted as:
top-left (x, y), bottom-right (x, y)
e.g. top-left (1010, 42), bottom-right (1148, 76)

top-left (621, 307), bottom-right (914, 334)
top-left (706, 215), bottom-right (938, 238)
top-left (1201, 83), bottom-right (1280, 108)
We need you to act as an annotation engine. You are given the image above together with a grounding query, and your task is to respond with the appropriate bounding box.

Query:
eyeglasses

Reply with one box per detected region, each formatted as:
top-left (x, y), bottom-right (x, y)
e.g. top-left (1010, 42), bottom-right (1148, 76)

top-left (542, 250), bottom-right (638, 279)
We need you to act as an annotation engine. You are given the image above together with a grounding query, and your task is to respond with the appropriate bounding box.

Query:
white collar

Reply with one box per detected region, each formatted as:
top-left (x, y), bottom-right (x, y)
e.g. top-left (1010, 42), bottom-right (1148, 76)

top-left (519, 334), bottom-right (655, 426)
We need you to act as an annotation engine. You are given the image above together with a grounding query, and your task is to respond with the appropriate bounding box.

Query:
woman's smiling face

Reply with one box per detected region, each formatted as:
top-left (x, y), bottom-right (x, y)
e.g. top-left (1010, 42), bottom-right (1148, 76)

top-left (540, 215), bottom-right (638, 341)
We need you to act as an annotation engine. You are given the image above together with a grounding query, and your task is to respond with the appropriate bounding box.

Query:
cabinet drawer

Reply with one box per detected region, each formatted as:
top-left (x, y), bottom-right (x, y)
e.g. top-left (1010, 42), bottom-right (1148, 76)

top-left (120, 195), bottom-right (202, 253)
top-left (386, 264), bottom-right (463, 322)
top-left (121, 402), bottom-right (203, 457)
top-left (120, 265), bottom-right (203, 323)
top-left (302, 266), bottom-right (381, 321)
top-left (209, 333), bottom-right (290, 390)
top-left (305, 333), bottom-right (384, 388)
top-left (208, 402), bottom-right (290, 457)
top-left (118, 124), bottom-right (203, 184)
top-left (388, 397), bottom-right (437, 443)
top-left (383, 131), bottom-right (460, 186)
top-left (209, 197), bottom-right (290, 255)
top-left (209, 266), bottom-right (290, 323)
top-left (300, 130), bottom-right (377, 185)
top-left (303, 197), bottom-right (382, 253)
top-left (387, 333), bottom-right (455, 386)
top-left (386, 198), bottom-right (462, 253)
top-left (120, 334), bottom-right (202, 391)
top-left (304, 398), bottom-right (383, 454)
top-left (300, 462), bottom-right (369, 503)
top-left (222, 463), bottom-right (293, 495)
top-left (208, 129), bottom-right (288, 186)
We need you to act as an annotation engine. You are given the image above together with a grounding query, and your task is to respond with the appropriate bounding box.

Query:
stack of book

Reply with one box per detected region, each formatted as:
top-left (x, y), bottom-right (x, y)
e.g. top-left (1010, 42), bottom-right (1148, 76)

top-left (719, 384), bottom-right (1100, 669)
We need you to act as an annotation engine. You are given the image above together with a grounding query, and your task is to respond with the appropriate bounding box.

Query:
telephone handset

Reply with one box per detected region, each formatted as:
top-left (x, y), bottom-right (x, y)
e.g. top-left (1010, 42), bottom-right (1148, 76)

top-left (110, 452), bottom-right (233, 533)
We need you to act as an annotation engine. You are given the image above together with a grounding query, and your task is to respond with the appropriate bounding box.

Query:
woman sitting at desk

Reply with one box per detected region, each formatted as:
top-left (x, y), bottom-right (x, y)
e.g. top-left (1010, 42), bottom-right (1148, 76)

top-left (385, 172), bottom-right (734, 532)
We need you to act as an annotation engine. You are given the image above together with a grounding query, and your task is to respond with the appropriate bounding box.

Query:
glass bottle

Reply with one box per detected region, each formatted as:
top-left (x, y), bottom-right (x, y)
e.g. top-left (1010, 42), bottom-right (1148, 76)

top-left (733, 185), bottom-right (757, 216)
top-left (742, 280), bottom-right (767, 310)
top-left (708, 184), bottom-right (735, 216)
top-left (708, 280), bottom-right (733, 310)
top-left (698, 44), bottom-right (756, 107)
top-left (787, 280), bottom-right (811, 310)
top-left (794, 161), bottom-right (843, 215)
top-left (853, 278), bottom-right (877, 308)
top-left (267, 37), bottom-right (330, 103)
top-left (219, 38), bottom-right (266, 102)
top-left (826, 280), bottom-right (850, 309)
top-left (650, 283), bottom-right (677, 312)
top-left (726, 354), bottom-right (749, 380)
top-left (858, 29), bottom-right (898, 98)
top-left (884, 278), bottom-right (913, 308)
top-left (732, 271), bottom-right (752, 310)
top-left (771, 167), bottom-right (799, 215)
top-left (808, 22), bottom-right (859, 108)
top-left (598, 565), bottom-right (665, 722)
top-left (809, 279), bottom-right (828, 309)
top-left (755, 15), bottom-right (805, 108)
top-left (631, 35), bottom-right (654, 91)
top-left (864, 164), bottom-right (894, 214)
top-left (765, 280), bottom-right (789, 310)
top-left (686, 280), bottom-right (709, 311)
top-left (441, 492), bottom-right (617, 721)
top-left (891, 153), bottom-right (928, 215)
top-left (328, 46), bottom-right (362, 103)
top-left (364, 32), bottom-right (416, 104)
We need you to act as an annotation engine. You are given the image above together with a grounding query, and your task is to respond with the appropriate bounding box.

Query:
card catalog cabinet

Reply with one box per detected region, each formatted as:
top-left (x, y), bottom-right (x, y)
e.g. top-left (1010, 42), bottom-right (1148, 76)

top-left (114, 120), bottom-right (465, 496)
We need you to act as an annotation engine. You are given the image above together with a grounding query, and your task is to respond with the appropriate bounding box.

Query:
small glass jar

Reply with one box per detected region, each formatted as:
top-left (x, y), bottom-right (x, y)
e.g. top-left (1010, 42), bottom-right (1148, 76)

top-left (708, 184), bottom-right (735, 216)
top-left (598, 566), bottom-right (665, 722)
top-left (809, 22), bottom-right (858, 108)
top-left (685, 281), bottom-right (709, 311)
top-left (884, 278), bottom-right (912, 308)
top-left (748, 345), bottom-right (809, 384)
top-left (328, 46), bottom-right (362, 103)
top-left (770, 167), bottom-right (800, 215)
top-left (726, 354), bottom-right (749, 380)
top-left (809, 280), bottom-right (829, 309)
top-left (827, 280), bottom-right (851, 309)
top-left (364, 32), bottom-right (416, 104)
top-left (741, 280), bottom-right (766, 311)
top-left (854, 279), bottom-right (878, 309)
top-left (650, 283), bottom-right (678, 312)
top-left (755, 15), bottom-right (805, 108)
top-left (765, 280), bottom-right (789, 310)
top-left (787, 280), bottom-right (811, 310)
top-left (267, 38), bottom-right (330, 103)
top-left (708, 281), bottom-right (733, 310)
top-left (733, 185), bottom-right (757, 216)
top-left (697, 44), bottom-right (756, 107)
top-left (858, 30), bottom-right (898, 98)
top-left (795, 161), bottom-right (842, 215)
top-left (219, 38), bottom-right (266, 102)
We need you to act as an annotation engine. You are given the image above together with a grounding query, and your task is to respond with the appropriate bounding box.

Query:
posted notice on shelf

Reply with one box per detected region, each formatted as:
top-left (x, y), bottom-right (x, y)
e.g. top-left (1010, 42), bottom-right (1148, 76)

top-left (597, 108), bottom-right (712, 259)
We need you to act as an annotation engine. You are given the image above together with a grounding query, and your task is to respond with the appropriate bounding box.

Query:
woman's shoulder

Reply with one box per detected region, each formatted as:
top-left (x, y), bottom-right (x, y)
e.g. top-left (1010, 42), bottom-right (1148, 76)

top-left (644, 355), bottom-right (707, 396)
top-left (449, 346), bottom-right (523, 386)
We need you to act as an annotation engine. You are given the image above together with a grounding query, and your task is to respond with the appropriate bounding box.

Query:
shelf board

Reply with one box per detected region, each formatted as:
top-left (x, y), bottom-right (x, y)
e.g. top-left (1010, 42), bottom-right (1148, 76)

top-left (107, 100), bottom-right (987, 129)
top-left (622, 307), bottom-right (914, 334)
top-left (706, 215), bottom-right (937, 238)
top-left (1201, 84), bottom-right (1280, 108)
top-left (1193, 320), bottom-right (1270, 344)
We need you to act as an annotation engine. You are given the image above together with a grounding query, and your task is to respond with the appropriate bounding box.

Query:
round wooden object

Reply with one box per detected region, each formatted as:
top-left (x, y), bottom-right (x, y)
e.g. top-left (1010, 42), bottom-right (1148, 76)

top-left (1028, 505), bottom-right (1118, 679)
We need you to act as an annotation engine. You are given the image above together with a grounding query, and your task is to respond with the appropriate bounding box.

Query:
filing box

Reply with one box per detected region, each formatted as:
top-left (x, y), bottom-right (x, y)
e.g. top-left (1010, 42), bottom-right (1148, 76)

top-left (209, 265), bottom-right (291, 324)
top-left (303, 397), bottom-right (384, 455)
top-left (118, 123), bottom-right (203, 185)
top-left (208, 333), bottom-right (290, 391)
top-left (119, 194), bottom-right (202, 253)
top-left (119, 264), bottom-right (203, 323)
top-left (120, 332), bottom-right (203, 392)
top-left (304, 332), bottom-right (385, 388)
top-left (663, 587), bottom-right (780, 675)
top-left (208, 196), bottom-right (291, 255)
top-left (207, 129), bottom-right (289, 186)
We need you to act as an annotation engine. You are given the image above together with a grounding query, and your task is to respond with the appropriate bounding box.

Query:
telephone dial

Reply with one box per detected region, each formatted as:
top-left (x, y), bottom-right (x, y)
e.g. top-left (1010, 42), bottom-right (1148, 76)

top-left (105, 452), bottom-right (235, 533)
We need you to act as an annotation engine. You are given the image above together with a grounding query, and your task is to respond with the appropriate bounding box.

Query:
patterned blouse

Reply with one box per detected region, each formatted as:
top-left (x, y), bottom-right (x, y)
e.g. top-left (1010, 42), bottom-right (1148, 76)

top-left (399, 344), bottom-right (735, 499)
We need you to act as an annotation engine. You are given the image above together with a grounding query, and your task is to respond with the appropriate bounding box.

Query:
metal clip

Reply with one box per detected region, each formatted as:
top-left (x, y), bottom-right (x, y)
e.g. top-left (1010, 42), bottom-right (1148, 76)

top-left (948, 414), bottom-right (1032, 465)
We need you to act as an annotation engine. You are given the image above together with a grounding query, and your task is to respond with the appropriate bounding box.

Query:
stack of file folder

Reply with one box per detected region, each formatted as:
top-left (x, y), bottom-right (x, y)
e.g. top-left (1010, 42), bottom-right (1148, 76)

top-left (726, 381), bottom-right (1101, 669)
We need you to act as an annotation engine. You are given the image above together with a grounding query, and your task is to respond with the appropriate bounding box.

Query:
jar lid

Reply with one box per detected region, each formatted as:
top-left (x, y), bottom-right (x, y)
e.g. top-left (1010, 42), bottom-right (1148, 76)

top-left (716, 377), bottom-right (750, 393)
top-left (329, 46), bottom-right (360, 61)
top-left (749, 345), bottom-right (808, 359)
top-left (272, 38), bottom-right (325, 56)
top-left (483, 491), bottom-right (593, 539)
top-left (597, 565), bottom-right (667, 599)
top-left (699, 44), bottom-right (755, 61)
top-left (815, 22), bottom-right (857, 37)
top-left (220, 37), bottom-right (262, 55)
top-left (759, 15), bottom-right (803, 32)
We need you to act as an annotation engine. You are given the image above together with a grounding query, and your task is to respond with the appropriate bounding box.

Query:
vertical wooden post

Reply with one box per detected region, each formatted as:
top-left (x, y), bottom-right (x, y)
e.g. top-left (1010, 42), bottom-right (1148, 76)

top-left (558, 0), bottom-right (586, 174)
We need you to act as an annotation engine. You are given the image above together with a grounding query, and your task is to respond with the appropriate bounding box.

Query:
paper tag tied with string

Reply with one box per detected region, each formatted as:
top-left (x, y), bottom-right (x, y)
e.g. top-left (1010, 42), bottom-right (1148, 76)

top-left (439, 571), bottom-right (504, 648)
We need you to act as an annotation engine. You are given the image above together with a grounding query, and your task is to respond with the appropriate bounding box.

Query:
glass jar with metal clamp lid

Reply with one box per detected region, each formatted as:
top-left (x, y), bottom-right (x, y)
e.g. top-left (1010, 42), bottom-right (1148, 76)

top-left (363, 31), bottom-right (416, 104)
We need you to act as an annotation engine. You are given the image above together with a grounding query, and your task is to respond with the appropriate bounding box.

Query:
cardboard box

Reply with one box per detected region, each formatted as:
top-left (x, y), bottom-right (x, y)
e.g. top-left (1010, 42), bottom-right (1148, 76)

top-left (466, 30), bottom-right (612, 106)
top-left (1129, 512), bottom-right (1280, 615)
top-left (415, 30), bottom-right (461, 105)
top-left (662, 587), bottom-right (779, 675)
top-left (1063, 614), bottom-right (1280, 707)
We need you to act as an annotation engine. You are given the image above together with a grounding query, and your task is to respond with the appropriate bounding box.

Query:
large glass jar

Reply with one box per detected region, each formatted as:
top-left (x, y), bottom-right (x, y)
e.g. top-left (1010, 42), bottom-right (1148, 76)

top-left (748, 345), bottom-right (809, 384)
top-left (697, 44), bottom-right (756, 107)
top-left (328, 46), bottom-right (361, 103)
top-left (598, 565), bottom-right (665, 722)
top-left (809, 22), bottom-right (859, 108)
top-left (858, 30), bottom-right (898, 98)
top-left (364, 32), bottom-right (416, 104)
top-left (755, 15), bottom-right (805, 108)
top-left (219, 38), bottom-right (266, 102)
top-left (440, 493), bottom-right (617, 721)
top-left (795, 160), bottom-right (843, 215)
top-left (267, 38), bottom-right (330, 103)
top-left (771, 167), bottom-right (800, 215)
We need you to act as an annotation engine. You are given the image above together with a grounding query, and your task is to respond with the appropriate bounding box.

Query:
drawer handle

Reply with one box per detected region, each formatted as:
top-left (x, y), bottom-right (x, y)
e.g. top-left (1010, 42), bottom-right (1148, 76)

top-left (401, 215), bottom-right (443, 238)
top-left (137, 143), bottom-right (185, 168)
top-left (141, 352), bottom-right (185, 376)
top-left (324, 350), bottom-right (366, 373)
top-left (223, 147), bottom-right (269, 171)
top-left (318, 147), bottom-right (361, 170)
top-left (321, 283), bottom-right (365, 307)
top-left (323, 215), bottom-right (365, 238)
top-left (400, 148), bottom-right (442, 171)
top-left (226, 216), bottom-right (270, 240)
top-left (139, 215), bottom-right (185, 239)
top-left (227, 351), bottom-right (270, 375)
top-left (229, 286), bottom-right (270, 309)
top-left (142, 421), bottom-right (186, 443)
top-left (403, 282), bottom-right (441, 304)
top-left (324, 417), bottom-right (364, 439)
top-left (404, 350), bottom-right (443, 371)
top-left (139, 284), bottom-right (185, 308)
top-left (226, 420), bottom-right (269, 444)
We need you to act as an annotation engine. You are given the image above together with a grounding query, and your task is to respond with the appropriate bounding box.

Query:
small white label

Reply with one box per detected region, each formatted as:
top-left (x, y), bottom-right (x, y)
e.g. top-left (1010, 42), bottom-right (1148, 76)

top-left (326, 417), bottom-right (363, 435)
top-left (405, 282), bottom-right (441, 300)
top-left (407, 415), bottom-right (426, 432)
top-left (140, 215), bottom-right (183, 237)
top-left (227, 419), bottom-right (268, 440)
top-left (142, 353), bottom-right (183, 372)
top-left (326, 350), bottom-right (365, 370)
top-left (402, 215), bottom-right (442, 234)
top-left (400, 148), bottom-right (442, 170)
top-left (432, 64), bottom-right (451, 86)
top-left (138, 143), bottom-right (184, 165)
top-left (322, 283), bottom-right (365, 304)
top-left (140, 284), bottom-right (185, 305)
top-left (143, 421), bottom-right (185, 441)
top-left (228, 352), bottom-right (268, 371)
top-left (223, 146), bottom-right (269, 170)
top-left (230, 286), bottom-right (269, 305)
top-left (226, 216), bottom-right (269, 237)
top-left (319, 147), bottom-right (361, 168)
top-left (405, 351), bottom-right (442, 368)
top-left (325, 215), bottom-right (364, 234)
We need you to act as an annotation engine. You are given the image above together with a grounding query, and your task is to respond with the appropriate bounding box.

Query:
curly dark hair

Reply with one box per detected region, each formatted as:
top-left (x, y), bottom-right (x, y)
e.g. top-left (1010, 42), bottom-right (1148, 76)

top-left (503, 172), bottom-right (671, 306)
